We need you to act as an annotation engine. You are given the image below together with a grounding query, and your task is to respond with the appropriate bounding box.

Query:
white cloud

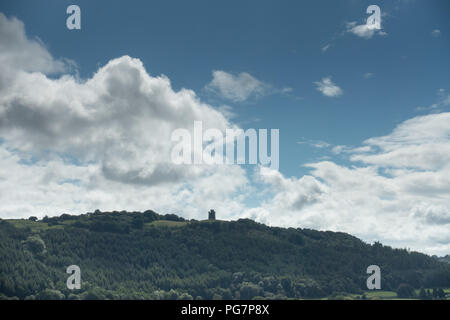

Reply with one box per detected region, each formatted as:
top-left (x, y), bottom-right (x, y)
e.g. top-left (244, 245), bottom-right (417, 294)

top-left (346, 21), bottom-right (387, 39)
top-left (431, 29), bottom-right (441, 37)
top-left (205, 70), bottom-right (269, 102)
top-left (0, 13), bottom-right (68, 75)
top-left (321, 44), bottom-right (331, 53)
top-left (412, 204), bottom-right (450, 225)
top-left (363, 72), bottom-right (374, 79)
top-left (205, 70), bottom-right (296, 102)
top-left (280, 87), bottom-right (293, 94)
top-left (416, 90), bottom-right (450, 112)
top-left (332, 145), bottom-right (373, 154)
top-left (297, 137), bottom-right (330, 149)
top-left (314, 77), bottom-right (343, 97)
top-left (0, 55), bottom-right (233, 183)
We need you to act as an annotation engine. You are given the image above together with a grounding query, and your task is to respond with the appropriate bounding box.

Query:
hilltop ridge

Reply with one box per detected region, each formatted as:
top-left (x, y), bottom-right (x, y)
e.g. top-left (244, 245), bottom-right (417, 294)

top-left (1, 210), bottom-right (449, 300)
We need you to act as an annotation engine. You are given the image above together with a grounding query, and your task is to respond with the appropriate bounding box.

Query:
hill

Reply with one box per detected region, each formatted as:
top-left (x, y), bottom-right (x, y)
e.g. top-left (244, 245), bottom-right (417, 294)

top-left (0, 210), bottom-right (449, 300)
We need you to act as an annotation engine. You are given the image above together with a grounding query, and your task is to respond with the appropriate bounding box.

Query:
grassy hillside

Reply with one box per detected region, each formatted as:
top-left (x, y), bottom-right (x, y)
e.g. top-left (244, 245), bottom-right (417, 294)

top-left (1, 210), bottom-right (449, 300)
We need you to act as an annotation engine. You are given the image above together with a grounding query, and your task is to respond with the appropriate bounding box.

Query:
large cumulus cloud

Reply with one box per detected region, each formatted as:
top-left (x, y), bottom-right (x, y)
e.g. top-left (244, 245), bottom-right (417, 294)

top-left (0, 13), bottom-right (247, 219)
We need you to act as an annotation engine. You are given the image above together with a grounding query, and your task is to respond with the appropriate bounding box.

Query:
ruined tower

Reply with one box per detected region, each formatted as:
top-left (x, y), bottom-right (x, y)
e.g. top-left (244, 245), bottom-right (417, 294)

top-left (208, 209), bottom-right (216, 221)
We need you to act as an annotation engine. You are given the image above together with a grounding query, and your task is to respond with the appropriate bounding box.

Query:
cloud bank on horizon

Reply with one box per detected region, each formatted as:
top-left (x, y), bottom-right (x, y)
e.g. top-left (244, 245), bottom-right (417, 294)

top-left (0, 11), bottom-right (449, 256)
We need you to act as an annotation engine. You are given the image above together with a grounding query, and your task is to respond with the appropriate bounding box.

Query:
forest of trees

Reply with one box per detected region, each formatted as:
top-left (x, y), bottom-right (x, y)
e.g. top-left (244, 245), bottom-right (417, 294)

top-left (0, 210), bottom-right (449, 300)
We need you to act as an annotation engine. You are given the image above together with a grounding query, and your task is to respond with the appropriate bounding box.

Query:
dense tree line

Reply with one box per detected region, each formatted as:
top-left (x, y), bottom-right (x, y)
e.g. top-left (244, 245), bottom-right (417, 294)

top-left (0, 210), bottom-right (449, 300)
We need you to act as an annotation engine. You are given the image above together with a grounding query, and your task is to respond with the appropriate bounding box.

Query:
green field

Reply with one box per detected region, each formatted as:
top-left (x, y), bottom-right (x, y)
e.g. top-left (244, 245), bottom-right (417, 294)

top-left (9, 218), bottom-right (216, 232)
top-left (145, 220), bottom-right (190, 228)
top-left (364, 290), bottom-right (397, 299)
top-left (329, 288), bottom-right (450, 300)
top-left (6, 219), bottom-right (65, 232)
top-left (145, 219), bottom-right (223, 228)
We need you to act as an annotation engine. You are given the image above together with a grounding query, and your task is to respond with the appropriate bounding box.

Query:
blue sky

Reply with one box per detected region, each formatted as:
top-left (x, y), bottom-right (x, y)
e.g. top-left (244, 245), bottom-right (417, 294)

top-left (0, 0), bottom-right (449, 254)
top-left (2, 0), bottom-right (448, 177)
